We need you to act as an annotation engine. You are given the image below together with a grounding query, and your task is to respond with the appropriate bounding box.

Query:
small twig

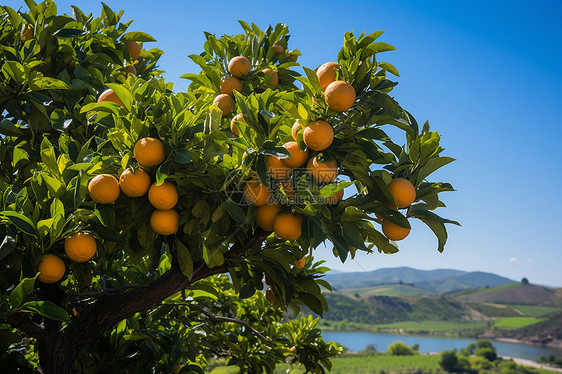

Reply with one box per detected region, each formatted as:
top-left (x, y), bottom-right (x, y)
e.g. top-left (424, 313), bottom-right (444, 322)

top-left (195, 305), bottom-right (271, 346)
top-left (165, 302), bottom-right (270, 346)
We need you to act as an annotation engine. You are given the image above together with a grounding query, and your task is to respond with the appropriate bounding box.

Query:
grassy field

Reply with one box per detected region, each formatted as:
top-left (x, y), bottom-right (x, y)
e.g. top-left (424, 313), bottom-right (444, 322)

top-left (376, 320), bottom-right (489, 332)
top-left (493, 317), bottom-right (548, 329)
top-left (209, 354), bottom-right (562, 374)
top-left (508, 304), bottom-right (562, 316)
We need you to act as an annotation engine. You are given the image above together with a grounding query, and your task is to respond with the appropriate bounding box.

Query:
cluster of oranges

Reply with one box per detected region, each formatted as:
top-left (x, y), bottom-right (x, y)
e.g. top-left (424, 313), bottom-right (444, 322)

top-left (37, 131), bottom-right (180, 283)
top-left (87, 136), bottom-right (180, 237)
top-left (37, 232), bottom-right (98, 284)
top-left (316, 61), bottom-right (356, 112)
top-left (243, 118), bottom-right (341, 242)
top-left (213, 54), bottom-right (281, 118)
top-left (378, 178), bottom-right (417, 241)
top-left (213, 42), bottom-right (297, 120)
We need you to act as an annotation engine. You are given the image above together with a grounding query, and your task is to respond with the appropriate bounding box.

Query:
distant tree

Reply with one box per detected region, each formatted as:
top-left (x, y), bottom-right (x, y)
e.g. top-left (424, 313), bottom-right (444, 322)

top-left (522, 277), bottom-right (529, 285)
top-left (354, 293), bottom-right (361, 298)
top-left (459, 342), bottom-right (476, 356)
top-left (363, 344), bottom-right (377, 353)
top-left (475, 347), bottom-right (497, 362)
top-left (387, 341), bottom-right (415, 356)
top-left (470, 355), bottom-right (493, 370)
top-left (411, 343), bottom-right (420, 352)
top-left (439, 349), bottom-right (458, 373)
top-left (476, 339), bottom-right (494, 349)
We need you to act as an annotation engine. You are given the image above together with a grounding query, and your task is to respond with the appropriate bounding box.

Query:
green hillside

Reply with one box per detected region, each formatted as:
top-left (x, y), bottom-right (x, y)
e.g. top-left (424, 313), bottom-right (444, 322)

top-left (453, 284), bottom-right (556, 304)
top-left (339, 284), bottom-right (431, 297)
top-left (309, 281), bottom-right (562, 341)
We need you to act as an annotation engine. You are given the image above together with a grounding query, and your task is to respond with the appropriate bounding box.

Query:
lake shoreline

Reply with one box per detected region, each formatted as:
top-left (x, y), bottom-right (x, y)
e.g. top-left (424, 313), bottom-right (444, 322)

top-left (321, 327), bottom-right (562, 353)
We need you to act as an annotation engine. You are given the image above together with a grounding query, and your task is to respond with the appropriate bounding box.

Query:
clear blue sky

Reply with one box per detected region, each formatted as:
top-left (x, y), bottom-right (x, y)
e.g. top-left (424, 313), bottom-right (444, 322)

top-left (6, 0), bottom-right (562, 286)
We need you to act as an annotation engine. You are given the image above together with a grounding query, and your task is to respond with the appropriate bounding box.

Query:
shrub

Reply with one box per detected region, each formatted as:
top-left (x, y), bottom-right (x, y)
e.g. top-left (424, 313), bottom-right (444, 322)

top-left (387, 341), bottom-right (415, 356)
top-left (439, 349), bottom-right (459, 373)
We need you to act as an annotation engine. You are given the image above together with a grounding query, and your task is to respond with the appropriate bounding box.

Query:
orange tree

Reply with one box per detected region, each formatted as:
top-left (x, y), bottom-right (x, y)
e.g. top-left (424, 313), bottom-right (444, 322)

top-left (0, 1), bottom-right (458, 373)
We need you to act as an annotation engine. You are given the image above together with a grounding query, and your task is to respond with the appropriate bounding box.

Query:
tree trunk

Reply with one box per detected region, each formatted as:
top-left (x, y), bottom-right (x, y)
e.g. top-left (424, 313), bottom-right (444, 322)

top-left (37, 337), bottom-right (78, 374)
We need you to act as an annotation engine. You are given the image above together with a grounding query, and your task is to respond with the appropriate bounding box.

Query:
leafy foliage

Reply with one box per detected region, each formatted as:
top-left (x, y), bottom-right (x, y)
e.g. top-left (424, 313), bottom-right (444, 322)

top-left (0, 1), bottom-right (457, 373)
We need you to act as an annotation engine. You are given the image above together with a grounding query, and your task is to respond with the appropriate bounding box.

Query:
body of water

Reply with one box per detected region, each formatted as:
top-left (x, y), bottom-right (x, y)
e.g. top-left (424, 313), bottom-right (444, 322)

top-left (322, 331), bottom-right (562, 362)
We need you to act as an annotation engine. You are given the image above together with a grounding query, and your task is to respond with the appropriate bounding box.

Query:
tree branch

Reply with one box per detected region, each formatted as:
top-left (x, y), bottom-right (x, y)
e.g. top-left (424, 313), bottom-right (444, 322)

top-left (7, 313), bottom-right (50, 341)
top-left (192, 304), bottom-right (271, 345)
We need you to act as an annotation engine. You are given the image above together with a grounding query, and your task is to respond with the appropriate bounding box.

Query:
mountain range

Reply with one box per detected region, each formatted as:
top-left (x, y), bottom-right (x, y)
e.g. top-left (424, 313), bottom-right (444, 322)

top-left (324, 267), bottom-right (517, 294)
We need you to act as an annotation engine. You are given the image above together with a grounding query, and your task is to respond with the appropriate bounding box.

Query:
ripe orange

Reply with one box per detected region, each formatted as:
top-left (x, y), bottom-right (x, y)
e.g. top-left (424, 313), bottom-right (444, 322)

top-left (267, 155), bottom-right (291, 180)
top-left (228, 56), bottom-right (251, 78)
top-left (375, 200), bottom-right (397, 220)
top-left (230, 113), bottom-right (245, 137)
top-left (119, 168), bottom-right (151, 197)
top-left (148, 181), bottom-right (178, 210)
top-left (37, 254), bottom-right (65, 283)
top-left (265, 287), bottom-right (275, 303)
top-left (303, 120), bottom-right (334, 151)
top-left (255, 203), bottom-right (281, 231)
top-left (64, 233), bottom-right (97, 262)
top-left (21, 25), bottom-right (34, 41)
top-left (325, 189), bottom-right (344, 204)
top-left (306, 156), bottom-right (337, 183)
top-left (88, 174), bottom-right (120, 204)
top-left (274, 212), bottom-right (302, 241)
top-left (124, 41), bottom-right (141, 61)
top-left (317, 62), bottom-right (340, 91)
top-left (122, 65), bottom-right (137, 76)
top-left (244, 178), bottom-right (271, 207)
top-left (281, 141), bottom-right (309, 168)
top-left (388, 178), bottom-right (416, 208)
top-left (382, 219), bottom-right (410, 241)
top-left (213, 94), bottom-right (235, 116)
top-left (294, 257), bottom-right (306, 269)
top-left (262, 68), bottom-right (279, 86)
top-left (272, 44), bottom-right (284, 54)
top-left (325, 80), bottom-right (356, 112)
top-left (291, 121), bottom-right (304, 141)
top-left (220, 76), bottom-right (243, 96)
top-left (150, 209), bottom-right (179, 235)
top-left (134, 137), bottom-right (165, 167)
top-left (97, 88), bottom-right (123, 106)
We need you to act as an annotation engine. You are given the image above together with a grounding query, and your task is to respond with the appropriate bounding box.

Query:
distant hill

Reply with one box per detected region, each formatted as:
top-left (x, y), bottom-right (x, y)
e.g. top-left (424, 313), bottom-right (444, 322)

top-left (324, 267), bottom-right (515, 294)
top-left (453, 284), bottom-right (556, 305)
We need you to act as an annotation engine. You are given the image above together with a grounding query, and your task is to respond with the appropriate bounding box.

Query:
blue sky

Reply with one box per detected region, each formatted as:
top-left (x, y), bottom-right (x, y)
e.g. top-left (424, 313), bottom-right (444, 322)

top-left (6, 0), bottom-right (562, 286)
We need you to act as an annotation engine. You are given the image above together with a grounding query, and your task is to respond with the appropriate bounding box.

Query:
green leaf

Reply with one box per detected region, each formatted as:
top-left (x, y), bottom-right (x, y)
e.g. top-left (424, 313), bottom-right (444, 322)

top-left (106, 83), bottom-right (133, 111)
top-left (120, 31), bottom-right (156, 42)
top-left (329, 233), bottom-right (349, 262)
top-left (174, 149), bottom-right (192, 164)
top-left (416, 157), bottom-right (456, 185)
top-left (1, 61), bottom-right (26, 85)
top-left (29, 77), bottom-right (70, 91)
top-left (367, 42), bottom-right (396, 53)
top-left (319, 181), bottom-right (354, 198)
top-left (40, 136), bottom-right (59, 175)
top-left (9, 276), bottom-right (37, 309)
top-left (19, 300), bottom-right (71, 323)
top-left (356, 127), bottom-right (389, 141)
top-left (175, 239), bottom-right (193, 280)
top-left (378, 61), bottom-right (400, 77)
top-left (0, 119), bottom-right (24, 136)
top-left (54, 28), bottom-right (88, 38)
top-left (0, 211), bottom-right (36, 237)
top-left (224, 201), bottom-right (247, 224)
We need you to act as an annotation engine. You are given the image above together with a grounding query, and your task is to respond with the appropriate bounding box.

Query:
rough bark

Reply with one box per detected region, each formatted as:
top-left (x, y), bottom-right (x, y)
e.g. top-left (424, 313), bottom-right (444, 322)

top-left (8, 230), bottom-right (268, 374)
